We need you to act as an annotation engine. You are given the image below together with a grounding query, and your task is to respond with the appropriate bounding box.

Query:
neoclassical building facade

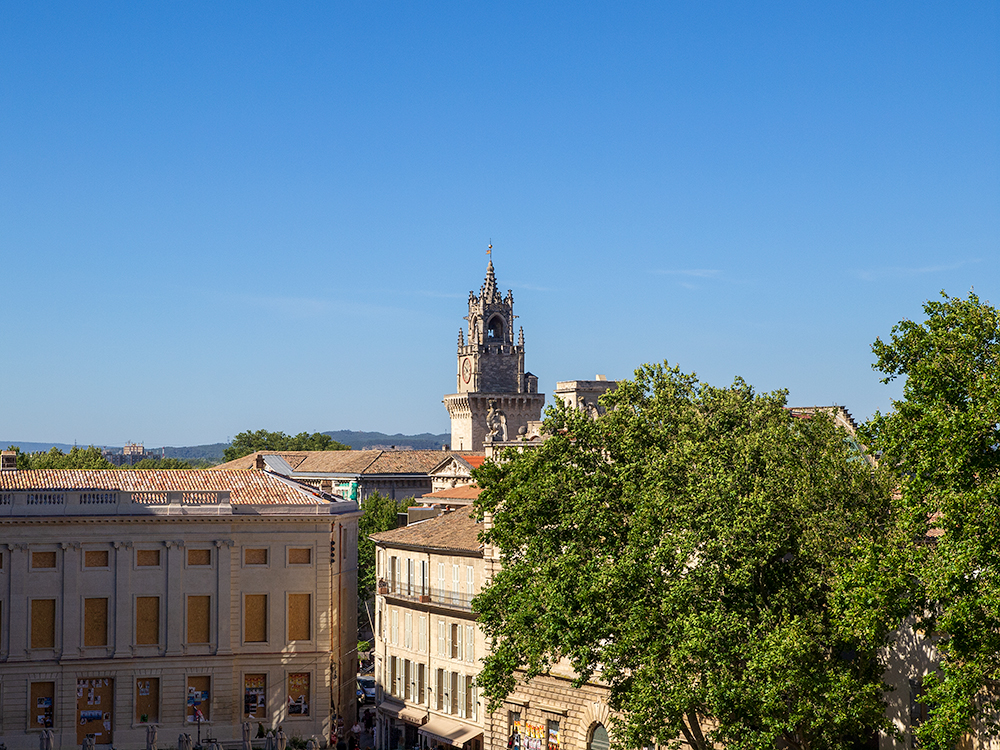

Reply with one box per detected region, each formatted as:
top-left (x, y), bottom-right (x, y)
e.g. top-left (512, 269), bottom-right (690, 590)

top-left (0, 466), bottom-right (361, 748)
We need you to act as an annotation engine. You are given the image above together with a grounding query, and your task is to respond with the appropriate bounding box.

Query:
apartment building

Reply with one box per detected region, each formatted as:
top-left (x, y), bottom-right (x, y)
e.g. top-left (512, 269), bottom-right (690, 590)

top-left (371, 511), bottom-right (486, 750)
top-left (0, 465), bottom-right (361, 749)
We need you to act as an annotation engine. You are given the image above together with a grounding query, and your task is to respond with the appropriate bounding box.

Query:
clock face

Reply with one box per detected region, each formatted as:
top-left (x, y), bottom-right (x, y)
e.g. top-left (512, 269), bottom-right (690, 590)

top-left (462, 358), bottom-right (472, 384)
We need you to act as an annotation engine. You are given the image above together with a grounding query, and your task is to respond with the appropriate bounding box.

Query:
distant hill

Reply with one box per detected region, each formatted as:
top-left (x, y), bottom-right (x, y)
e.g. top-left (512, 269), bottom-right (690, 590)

top-left (322, 430), bottom-right (451, 451)
top-left (2, 432), bottom-right (452, 466)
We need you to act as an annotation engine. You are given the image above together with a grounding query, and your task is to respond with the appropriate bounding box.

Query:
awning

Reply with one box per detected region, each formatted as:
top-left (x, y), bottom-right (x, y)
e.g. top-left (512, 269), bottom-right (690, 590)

top-left (378, 700), bottom-right (426, 725)
top-left (418, 716), bottom-right (482, 748)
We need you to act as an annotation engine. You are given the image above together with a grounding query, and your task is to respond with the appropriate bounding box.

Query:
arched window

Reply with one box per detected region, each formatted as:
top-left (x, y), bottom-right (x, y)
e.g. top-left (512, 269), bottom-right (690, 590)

top-left (589, 724), bottom-right (609, 750)
top-left (487, 316), bottom-right (504, 341)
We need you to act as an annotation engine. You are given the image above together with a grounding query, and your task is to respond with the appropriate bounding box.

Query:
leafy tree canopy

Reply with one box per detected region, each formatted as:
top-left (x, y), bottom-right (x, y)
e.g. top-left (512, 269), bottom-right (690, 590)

top-left (357, 491), bottom-right (413, 607)
top-left (7, 445), bottom-right (114, 470)
top-left (129, 457), bottom-right (193, 469)
top-left (862, 291), bottom-right (1000, 747)
top-left (474, 363), bottom-right (909, 750)
top-left (223, 429), bottom-right (350, 463)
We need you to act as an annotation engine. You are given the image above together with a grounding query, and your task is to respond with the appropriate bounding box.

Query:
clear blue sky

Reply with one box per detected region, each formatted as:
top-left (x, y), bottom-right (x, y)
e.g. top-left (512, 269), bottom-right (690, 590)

top-left (1, 2), bottom-right (997, 447)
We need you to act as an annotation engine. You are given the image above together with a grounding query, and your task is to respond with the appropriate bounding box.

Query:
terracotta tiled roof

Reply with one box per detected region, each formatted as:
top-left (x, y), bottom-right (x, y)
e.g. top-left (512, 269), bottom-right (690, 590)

top-left (211, 452), bottom-right (314, 471)
top-left (0, 469), bottom-right (330, 505)
top-left (370, 510), bottom-right (482, 553)
top-left (213, 450), bottom-right (482, 476)
top-left (421, 485), bottom-right (482, 501)
top-left (464, 456), bottom-right (486, 469)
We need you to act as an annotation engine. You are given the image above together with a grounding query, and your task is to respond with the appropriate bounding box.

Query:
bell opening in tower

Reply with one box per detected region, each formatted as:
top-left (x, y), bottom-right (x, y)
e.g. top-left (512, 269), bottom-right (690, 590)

top-left (487, 316), bottom-right (505, 341)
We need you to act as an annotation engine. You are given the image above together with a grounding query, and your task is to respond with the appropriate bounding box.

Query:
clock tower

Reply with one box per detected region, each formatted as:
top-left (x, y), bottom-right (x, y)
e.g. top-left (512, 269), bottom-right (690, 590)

top-left (443, 260), bottom-right (545, 451)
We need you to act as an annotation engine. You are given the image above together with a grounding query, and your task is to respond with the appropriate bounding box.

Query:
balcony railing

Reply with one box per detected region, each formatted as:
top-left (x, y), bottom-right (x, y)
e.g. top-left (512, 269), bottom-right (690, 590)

top-left (0, 490), bottom-right (233, 516)
top-left (381, 581), bottom-right (474, 611)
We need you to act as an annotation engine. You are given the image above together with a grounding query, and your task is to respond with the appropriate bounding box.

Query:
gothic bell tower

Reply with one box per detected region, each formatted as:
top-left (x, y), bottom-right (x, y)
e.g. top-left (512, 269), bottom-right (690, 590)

top-left (443, 260), bottom-right (545, 451)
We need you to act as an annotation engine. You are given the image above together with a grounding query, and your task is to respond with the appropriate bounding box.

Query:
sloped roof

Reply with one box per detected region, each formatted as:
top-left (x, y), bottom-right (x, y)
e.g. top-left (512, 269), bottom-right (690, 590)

top-left (421, 485), bottom-right (482, 501)
top-left (213, 450), bottom-right (481, 476)
top-left (0, 469), bottom-right (331, 505)
top-left (427, 453), bottom-right (486, 476)
top-left (370, 510), bottom-right (482, 554)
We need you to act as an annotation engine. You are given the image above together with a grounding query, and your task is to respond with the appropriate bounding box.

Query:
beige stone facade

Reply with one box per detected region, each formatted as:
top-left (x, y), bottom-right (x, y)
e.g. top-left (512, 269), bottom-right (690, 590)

top-left (371, 512), bottom-right (487, 750)
top-left (0, 469), bottom-right (361, 749)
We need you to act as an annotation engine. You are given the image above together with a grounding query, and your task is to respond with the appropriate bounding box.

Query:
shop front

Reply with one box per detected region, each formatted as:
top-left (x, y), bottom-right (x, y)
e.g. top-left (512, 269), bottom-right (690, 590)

top-left (417, 716), bottom-right (482, 750)
top-left (378, 699), bottom-right (427, 750)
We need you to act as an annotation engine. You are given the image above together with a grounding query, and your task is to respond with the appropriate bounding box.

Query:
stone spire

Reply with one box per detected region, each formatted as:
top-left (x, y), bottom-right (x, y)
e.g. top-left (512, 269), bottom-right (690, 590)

top-left (458, 329), bottom-right (465, 346)
top-left (480, 260), bottom-right (503, 304)
top-left (518, 326), bottom-right (524, 346)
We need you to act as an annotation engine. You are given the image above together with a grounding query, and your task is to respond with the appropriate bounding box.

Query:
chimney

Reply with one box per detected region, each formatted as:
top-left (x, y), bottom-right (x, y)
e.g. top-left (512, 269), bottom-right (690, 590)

top-left (254, 454), bottom-right (266, 470)
top-left (1, 450), bottom-right (16, 471)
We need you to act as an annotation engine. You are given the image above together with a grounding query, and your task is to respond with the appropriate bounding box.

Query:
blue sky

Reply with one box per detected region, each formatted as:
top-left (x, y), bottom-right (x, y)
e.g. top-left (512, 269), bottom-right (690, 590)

top-left (1, 2), bottom-right (997, 447)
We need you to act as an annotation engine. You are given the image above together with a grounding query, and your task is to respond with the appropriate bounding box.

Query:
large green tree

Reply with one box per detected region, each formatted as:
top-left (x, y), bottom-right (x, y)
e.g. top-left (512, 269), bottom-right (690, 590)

top-left (7, 445), bottom-right (114, 470)
top-left (474, 363), bottom-right (908, 750)
top-left (223, 429), bottom-right (350, 462)
top-left (862, 291), bottom-right (1000, 747)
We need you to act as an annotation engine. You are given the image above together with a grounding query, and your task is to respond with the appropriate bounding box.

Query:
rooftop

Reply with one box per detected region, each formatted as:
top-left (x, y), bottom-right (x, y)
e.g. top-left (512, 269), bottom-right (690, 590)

top-left (370, 509), bottom-right (482, 554)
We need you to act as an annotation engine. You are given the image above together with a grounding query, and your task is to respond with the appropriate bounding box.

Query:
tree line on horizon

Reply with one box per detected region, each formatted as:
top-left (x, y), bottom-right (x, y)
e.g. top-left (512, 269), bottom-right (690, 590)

top-left (471, 291), bottom-right (1000, 750)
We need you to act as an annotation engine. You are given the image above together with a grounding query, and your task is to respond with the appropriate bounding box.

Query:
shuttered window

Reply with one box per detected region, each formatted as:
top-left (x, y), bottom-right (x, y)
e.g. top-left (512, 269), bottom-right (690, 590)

top-left (136, 596), bottom-right (160, 644)
top-left (84, 598), bottom-right (109, 647)
top-left (187, 595), bottom-right (211, 643)
top-left (287, 593), bottom-right (311, 641)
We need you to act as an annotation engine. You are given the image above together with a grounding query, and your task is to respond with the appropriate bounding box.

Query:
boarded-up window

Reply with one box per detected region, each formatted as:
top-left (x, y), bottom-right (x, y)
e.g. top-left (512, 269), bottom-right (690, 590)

top-left (245, 594), bottom-right (268, 643)
top-left (288, 548), bottom-right (312, 564)
top-left (30, 681), bottom-right (55, 728)
top-left (84, 598), bottom-right (109, 646)
top-left (31, 599), bottom-right (56, 648)
top-left (288, 594), bottom-right (311, 641)
top-left (187, 596), bottom-right (211, 644)
top-left (137, 549), bottom-right (160, 567)
top-left (244, 548), bottom-right (267, 565)
top-left (245, 674), bottom-right (266, 719)
top-left (85, 550), bottom-right (109, 568)
top-left (135, 677), bottom-right (159, 723)
top-left (187, 548), bottom-right (211, 566)
top-left (287, 672), bottom-right (310, 716)
top-left (136, 596), bottom-right (160, 645)
top-left (186, 675), bottom-right (210, 722)
top-left (0, 551), bottom-right (4, 569)
top-left (32, 551), bottom-right (56, 569)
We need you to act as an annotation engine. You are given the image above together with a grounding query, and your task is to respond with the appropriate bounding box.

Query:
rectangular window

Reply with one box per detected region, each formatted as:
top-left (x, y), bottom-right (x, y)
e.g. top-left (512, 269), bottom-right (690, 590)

top-left (186, 676), bottom-right (210, 722)
top-left (453, 564), bottom-right (460, 603)
top-left (547, 720), bottom-right (560, 750)
top-left (465, 624), bottom-right (475, 662)
top-left (438, 619), bottom-right (446, 656)
top-left (449, 671), bottom-right (458, 714)
top-left (187, 595), bottom-right (211, 644)
top-left (466, 676), bottom-right (477, 720)
top-left (136, 596), bottom-right (160, 645)
top-left (244, 674), bottom-right (266, 719)
top-left (85, 550), bottom-right (109, 568)
top-left (389, 555), bottom-right (397, 590)
top-left (245, 594), bottom-right (268, 642)
top-left (389, 656), bottom-right (397, 697)
top-left (288, 593), bottom-right (312, 641)
top-left (394, 557), bottom-right (401, 593)
top-left (289, 548), bottom-right (312, 564)
top-left (396, 660), bottom-right (405, 698)
top-left (187, 549), bottom-right (211, 566)
top-left (404, 612), bottom-right (412, 650)
top-left (417, 663), bottom-right (425, 704)
top-left (137, 549), bottom-right (160, 567)
top-left (32, 550), bottom-right (56, 569)
top-left (30, 681), bottom-right (55, 728)
top-left (435, 669), bottom-right (444, 711)
top-left (135, 677), bottom-right (160, 723)
top-left (407, 558), bottom-right (414, 595)
top-left (391, 609), bottom-right (398, 646)
top-left (404, 659), bottom-right (412, 700)
top-left (84, 598), bottom-right (109, 647)
top-left (419, 615), bottom-right (427, 654)
top-left (458, 674), bottom-right (467, 718)
top-left (451, 623), bottom-right (462, 659)
top-left (244, 548), bottom-right (268, 565)
top-left (438, 562), bottom-right (445, 597)
top-left (467, 565), bottom-right (474, 596)
top-left (30, 598), bottom-right (56, 648)
top-left (420, 560), bottom-right (428, 595)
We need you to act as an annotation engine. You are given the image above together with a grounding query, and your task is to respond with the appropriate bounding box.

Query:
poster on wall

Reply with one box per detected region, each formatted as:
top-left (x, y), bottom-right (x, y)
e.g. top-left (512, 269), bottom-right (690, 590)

top-left (245, 675), bottom-right (266, 718)
top-left (287, 673), bottom-right (310, 716)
